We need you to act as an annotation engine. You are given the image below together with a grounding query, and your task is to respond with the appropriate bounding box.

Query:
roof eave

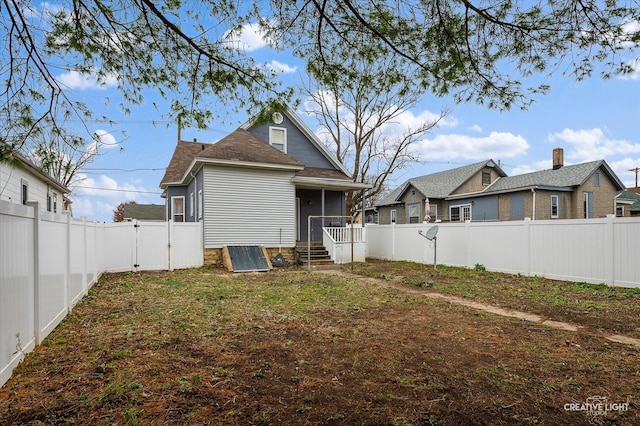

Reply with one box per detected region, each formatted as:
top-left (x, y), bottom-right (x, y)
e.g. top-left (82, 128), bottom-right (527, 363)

top-left (291, 176), bottom-right (371, 191)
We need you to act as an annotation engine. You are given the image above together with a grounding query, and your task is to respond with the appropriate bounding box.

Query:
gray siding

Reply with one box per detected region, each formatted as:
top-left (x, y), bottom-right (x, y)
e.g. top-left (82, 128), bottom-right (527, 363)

top-left (247, 116), bottom-right (334, 169)
top-left (202, 166), bottom-right (297, 248)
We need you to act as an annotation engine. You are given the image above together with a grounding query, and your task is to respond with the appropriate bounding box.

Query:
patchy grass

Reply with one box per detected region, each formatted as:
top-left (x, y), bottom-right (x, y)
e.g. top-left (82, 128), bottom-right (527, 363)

top-left (350, 259), bottom-right (640, 339)
top-left (0, 263), bottom-right (638, 425)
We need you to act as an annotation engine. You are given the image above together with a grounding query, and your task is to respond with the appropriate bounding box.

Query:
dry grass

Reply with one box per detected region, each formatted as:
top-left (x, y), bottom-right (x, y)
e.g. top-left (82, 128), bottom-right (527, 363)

top-left (0, 262), bottom-right (638, 425)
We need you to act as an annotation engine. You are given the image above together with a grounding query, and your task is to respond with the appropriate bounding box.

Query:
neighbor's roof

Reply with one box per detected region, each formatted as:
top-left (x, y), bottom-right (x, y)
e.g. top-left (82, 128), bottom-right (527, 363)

top-left (160, 128), bottom-right (304, 187)
top-left (481, 160), bottom-right (625, 195)
top-left (617, 190), bottom-right (640, 211)
top-left (376, 160), bottom-right (504, 206)
top-left (4, 150), bottom-right (70, 194)
top-left (123, 203), bottom-right (166, 221)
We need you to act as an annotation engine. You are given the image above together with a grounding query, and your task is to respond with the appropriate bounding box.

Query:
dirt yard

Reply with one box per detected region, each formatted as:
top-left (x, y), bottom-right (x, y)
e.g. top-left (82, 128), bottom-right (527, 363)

top-left (0, 262), bottom-right (638, 425)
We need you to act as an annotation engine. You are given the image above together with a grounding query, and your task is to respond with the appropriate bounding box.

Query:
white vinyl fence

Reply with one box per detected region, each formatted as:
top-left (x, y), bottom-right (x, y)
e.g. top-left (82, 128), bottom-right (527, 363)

top-left (366, 216), bottom-right (640, 288)
top-left (0, 200), bottom-right (203, 388)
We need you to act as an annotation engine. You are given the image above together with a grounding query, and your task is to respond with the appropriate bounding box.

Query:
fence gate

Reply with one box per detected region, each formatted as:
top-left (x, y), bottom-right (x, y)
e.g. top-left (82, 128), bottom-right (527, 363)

top-left (133, 220), bottom-right (169, 271)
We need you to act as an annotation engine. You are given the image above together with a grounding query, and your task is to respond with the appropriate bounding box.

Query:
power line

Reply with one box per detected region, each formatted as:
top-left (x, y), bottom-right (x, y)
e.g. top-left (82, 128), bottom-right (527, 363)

top-left (75, 186), bottom-right (162, 195)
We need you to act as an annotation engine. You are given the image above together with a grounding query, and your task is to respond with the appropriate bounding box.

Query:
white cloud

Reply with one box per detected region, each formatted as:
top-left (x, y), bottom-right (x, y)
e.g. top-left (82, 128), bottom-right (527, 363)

top-left (224, 22), bottom-right (270, 51)
top-left (416, 132), bottom-right (529, 161)
top-left (468, 124), bottom-right (483, 133)
top-left (93, 129), bottom-right (120, 149)
top-left (56, 70), bottom-right (118, 90)
top-left (267, 60), bottom-right (297, 74)
top-left (548, 128), bottom-right (640, 161)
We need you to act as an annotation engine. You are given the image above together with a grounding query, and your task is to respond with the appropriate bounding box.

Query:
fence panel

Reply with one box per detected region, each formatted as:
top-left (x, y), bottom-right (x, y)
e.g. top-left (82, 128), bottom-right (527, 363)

top-left (612, 219), bottom-right (640, 287)
top-left (170, 222), bottom-right (204, 270)
top-left (38, 212), bottom-right (69, 341)
top-left (103, 222), bottom-right (136, 272)
top-left (0, 202), bottom-right (35, 388)
top-left (136, 220), bottom-right (169, 271)
top-left (366, 217), bottom-right (640, 288)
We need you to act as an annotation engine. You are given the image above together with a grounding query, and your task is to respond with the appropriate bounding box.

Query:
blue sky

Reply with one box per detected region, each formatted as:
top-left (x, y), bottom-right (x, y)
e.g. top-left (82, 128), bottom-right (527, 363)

top-left (58, 22), bottom-right (640, 222)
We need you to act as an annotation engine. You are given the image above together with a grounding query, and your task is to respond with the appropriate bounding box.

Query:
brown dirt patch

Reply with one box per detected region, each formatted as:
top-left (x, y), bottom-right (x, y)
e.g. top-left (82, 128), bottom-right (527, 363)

top-left (0, 265), bottom-right (638, 425)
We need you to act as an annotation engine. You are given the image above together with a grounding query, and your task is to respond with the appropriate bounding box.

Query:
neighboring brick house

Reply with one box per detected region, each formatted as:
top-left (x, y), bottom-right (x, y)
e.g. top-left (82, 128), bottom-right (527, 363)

top-left (376, 148), bottom-right (625, 223)
top-left (160, 107), bottom-right (369, 263)
top-left (615, 190), bottom-right (640, 217)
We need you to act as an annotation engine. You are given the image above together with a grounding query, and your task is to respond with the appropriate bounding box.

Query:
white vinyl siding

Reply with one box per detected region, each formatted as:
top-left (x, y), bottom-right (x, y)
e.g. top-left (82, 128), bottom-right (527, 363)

top-left (202, 166), bottom-right (297, 248)
top-left (0, 162), bottom-right (64, 212)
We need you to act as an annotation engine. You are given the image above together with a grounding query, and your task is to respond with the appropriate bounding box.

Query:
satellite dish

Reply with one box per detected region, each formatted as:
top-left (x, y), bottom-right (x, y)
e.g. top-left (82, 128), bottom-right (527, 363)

top-left (272, 112), bottom-right (284, 124)
top-left (425, 225), bottom-right (438, 241)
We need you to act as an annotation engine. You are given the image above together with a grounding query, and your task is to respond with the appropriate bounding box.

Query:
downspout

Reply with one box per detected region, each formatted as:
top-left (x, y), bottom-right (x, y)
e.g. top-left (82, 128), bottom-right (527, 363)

top-left (531, 188), bottom-right (536, 220)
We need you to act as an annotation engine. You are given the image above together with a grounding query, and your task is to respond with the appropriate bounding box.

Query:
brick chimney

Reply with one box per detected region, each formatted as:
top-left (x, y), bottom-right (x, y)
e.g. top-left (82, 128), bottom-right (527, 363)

top-left (552, 147), bottom-right (564, 170)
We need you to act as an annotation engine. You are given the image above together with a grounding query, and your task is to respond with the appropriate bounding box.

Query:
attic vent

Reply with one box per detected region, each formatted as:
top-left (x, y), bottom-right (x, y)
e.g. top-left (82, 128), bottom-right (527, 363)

top-left (201, 144), bottom-right (205, 150)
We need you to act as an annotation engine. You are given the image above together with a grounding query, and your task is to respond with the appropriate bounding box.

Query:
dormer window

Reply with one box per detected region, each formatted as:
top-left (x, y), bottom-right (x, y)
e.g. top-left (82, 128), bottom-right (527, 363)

top-left (270, 127), bottom-right (287, 153)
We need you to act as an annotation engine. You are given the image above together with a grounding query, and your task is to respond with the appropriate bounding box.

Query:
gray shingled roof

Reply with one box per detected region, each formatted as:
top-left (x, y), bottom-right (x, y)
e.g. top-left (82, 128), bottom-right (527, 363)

top-left (123, 204), bottom-right (166, 221)
top-left (617, 190), bottom-right (640, 211)
top-left (483, 160), bottom-right (624, 194)
top-left (377, 160), bottom-right (502, 206)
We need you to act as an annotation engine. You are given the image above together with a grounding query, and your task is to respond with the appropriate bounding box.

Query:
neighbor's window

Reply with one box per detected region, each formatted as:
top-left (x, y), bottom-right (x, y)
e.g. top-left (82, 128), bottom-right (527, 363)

top-left (616, 206), bottom-right (624, 217)
top-left (584, 192), bottom-right (594, 218)
top-left (482, 170), bottom-right (491, 185)
top-left (53, 194), bottom-right (58, 213)
top-left (47, 190), bottom-right (52, 212)
top-left (551, 195), bottom-right (559, 219)
top-left (189, 192), bottom-right (194, 217)
top-left (450, 206), bottom-right (460, 222)
top-left (172, 196), bottom-right (185, 222)
top-left (594, 172), bottom-right (600, 187)
top-left (21, 179), bottom-right (28, 205)
top-left (390, 209), bottom-right (397, 223)
top-left (408, 203), bottom-right (420, 223)
top-left (270, 127), bottom-right (287, 152)
top-left (198, 190), bottom-right (203, 219)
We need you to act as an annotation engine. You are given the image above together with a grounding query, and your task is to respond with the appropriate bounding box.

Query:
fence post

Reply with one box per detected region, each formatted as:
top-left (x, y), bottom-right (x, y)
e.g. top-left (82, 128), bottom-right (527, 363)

top-left (168, 219), bottom-right (174, 271)
top-left (523, 217), bottom-right (531, 277)
top-left (391, 222), bottom-right (396, 260)
top-left (81, 217), bottom-right (88, 295)
top-left (64, 211), bottom-right (72, 313)
top-left (26, 201), bottom-right (42, 345)
top-left (604, 214), bottom-right (615, 286)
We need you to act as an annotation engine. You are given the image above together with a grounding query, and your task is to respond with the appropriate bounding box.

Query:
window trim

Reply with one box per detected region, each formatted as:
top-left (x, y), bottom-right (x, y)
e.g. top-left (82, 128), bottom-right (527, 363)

top-left (408, 202), bottom-right (420, 223)
top-left (269, 126), bottom-right (287, 153)
top-left (21, 179), bottom-right (28, 205)
top-left (390, 209), bottom-right (397, 224)
top-left (189, 192), bottom-right (194, 218)
top-left (551, 194), bottom-right (559, 219)
top-left (198, 189), bottom-right (203, 219)
top-left (450, 204), bottom-right (472, 222)
top-left (172, 196), bottom-right (185, 222)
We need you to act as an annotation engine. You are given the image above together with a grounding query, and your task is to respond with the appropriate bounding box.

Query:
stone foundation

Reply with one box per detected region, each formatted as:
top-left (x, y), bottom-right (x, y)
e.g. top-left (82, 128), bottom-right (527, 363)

top-left (204, 247), bottom-right (296, 268)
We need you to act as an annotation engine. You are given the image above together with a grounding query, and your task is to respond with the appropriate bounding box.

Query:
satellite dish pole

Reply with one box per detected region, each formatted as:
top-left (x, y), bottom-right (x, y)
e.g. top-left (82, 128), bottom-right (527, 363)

top-left (418, 225), bottom-right (439, 269)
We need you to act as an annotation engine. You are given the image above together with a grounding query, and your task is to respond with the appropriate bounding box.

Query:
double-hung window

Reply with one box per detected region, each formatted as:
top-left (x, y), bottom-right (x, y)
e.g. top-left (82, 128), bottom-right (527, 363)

top-left (172, 196), bottom-right (185, 222)
top-left (270, 127), bottom-right (287, 152)
top-left (551, 195), bottom-right (559, 219)
top-left (408, 203), bottom-right (420, 223)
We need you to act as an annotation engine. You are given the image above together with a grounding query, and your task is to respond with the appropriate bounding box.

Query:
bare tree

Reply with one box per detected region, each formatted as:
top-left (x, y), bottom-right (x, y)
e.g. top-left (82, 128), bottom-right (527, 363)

top-left (303, 50), bottom-right (447, 214)
top-left (113, 200), bottom-right (137, 223)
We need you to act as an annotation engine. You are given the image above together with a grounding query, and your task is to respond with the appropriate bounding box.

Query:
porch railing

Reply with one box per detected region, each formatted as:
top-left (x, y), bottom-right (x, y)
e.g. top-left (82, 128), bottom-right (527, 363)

top-left (323, 225), bottom-right (366, 264)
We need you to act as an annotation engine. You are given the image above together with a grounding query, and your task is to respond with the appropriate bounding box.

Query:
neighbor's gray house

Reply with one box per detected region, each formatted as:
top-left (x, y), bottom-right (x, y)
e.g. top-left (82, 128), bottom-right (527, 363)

top-left (376, 148), bottom-right (625, 223)
top-left (159, 107), bottom-right (369, 263)
top-left (0, 150), bottom-right (69, 214)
